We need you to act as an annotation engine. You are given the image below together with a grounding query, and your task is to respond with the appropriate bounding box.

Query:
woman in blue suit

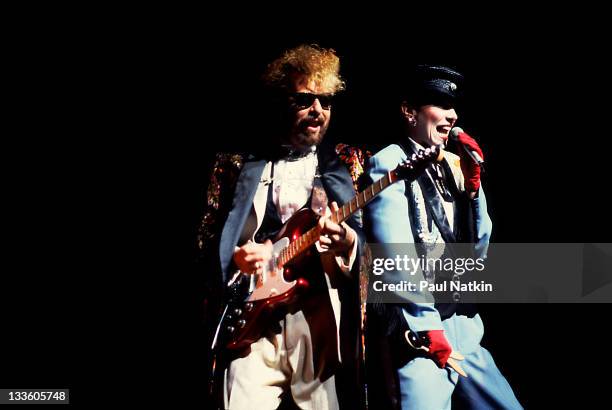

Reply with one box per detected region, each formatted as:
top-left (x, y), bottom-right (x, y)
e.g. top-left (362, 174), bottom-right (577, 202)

top-left (364, 65), bottom-right (522, 410)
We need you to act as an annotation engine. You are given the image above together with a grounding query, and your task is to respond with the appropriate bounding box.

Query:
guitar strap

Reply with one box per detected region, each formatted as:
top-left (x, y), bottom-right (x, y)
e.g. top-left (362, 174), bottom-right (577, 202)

top-left (309, 169), bottom-right (329, 216)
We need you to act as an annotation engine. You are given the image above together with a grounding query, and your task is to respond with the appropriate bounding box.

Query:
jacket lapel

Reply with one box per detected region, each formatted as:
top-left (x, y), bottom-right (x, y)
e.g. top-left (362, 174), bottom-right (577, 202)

top-left (317, 146), bottom-right (360, 227)
top-left (415, 167), bottom-right (457, 244)
top-left (318, 145), bottom-right (353, 203)
top-left (400, 141), bottom-right (457, 243)
top-left (219, 159), bottom-right (267, 282)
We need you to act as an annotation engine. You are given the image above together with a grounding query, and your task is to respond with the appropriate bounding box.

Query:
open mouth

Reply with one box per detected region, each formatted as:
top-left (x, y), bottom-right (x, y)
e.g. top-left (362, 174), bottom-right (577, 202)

top-left (436, 125), bottom-right (451, 134)
top-left (304, 120), bottom-right (322, 133)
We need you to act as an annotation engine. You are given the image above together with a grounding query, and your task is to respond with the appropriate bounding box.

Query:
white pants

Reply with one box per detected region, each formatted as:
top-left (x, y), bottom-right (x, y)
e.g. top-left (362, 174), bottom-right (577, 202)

top-left (224, 290), bottom-right (341, 410)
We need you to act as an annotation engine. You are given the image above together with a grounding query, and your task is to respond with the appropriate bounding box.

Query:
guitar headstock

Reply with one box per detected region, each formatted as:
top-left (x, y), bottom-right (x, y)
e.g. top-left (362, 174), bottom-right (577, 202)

top-left (394, 144), bottom-right (444, 181)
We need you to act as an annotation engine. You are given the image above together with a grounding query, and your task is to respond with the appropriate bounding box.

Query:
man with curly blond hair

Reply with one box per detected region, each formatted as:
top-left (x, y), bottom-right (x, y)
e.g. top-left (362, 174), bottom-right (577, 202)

top-left (261, 44), bottom-right (346, 153)
top-left (201, 44), bottom-right (366, 409)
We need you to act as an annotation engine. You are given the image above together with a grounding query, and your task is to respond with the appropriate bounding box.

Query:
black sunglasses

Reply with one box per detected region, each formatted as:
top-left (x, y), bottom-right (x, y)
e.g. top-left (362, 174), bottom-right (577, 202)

top-left (288, 92), bottom-right (334, 110)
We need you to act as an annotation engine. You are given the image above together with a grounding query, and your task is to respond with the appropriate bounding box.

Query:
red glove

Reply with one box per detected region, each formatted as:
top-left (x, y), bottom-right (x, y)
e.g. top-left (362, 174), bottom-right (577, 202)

top-left (422, 330), bottom-right (452, 368)
top-left (455, 131), bottom-right (484, 193)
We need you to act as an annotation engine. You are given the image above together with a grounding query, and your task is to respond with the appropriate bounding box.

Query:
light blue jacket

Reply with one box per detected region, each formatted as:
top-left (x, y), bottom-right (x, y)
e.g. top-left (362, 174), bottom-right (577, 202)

top-left (364, 144), bottom-right (492, 331)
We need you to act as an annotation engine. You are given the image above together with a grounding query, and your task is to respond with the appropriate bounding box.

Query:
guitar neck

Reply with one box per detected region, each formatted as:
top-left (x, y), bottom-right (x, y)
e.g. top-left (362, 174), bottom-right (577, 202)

top-left (332, 169), bottom-right (400, 225)
top-left (276, 169), bottom-right (400, 267)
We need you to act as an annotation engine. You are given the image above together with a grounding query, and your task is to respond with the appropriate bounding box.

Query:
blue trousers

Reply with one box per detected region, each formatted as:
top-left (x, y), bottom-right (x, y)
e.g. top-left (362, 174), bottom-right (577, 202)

top-left (398, 314), bottom-right (523, 410)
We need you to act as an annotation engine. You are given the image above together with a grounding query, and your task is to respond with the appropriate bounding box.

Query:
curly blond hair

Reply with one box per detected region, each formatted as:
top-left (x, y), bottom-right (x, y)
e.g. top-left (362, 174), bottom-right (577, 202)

top-left (262, 44), bottom-right (345, 94)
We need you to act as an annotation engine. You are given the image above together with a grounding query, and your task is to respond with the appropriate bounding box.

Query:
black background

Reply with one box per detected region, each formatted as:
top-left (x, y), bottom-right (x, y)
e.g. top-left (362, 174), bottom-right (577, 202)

top-left (3, 7), bottom-right (611, 408)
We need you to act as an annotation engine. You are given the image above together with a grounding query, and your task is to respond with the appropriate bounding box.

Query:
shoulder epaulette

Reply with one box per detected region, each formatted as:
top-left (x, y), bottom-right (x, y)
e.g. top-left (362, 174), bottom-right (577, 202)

top-left (335, 143), bottom-right (372, 191)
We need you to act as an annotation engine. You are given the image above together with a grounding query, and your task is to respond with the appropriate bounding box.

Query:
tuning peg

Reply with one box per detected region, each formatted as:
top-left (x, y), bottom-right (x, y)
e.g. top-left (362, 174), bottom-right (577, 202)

top-left (238, 319), bottom-right (246, 328)
top-left (234, 308), bottom-right (243, 316)
top-left (245, 303), bottom-right (253, 311)
top-left (226, 326), bottom-right (235, 333)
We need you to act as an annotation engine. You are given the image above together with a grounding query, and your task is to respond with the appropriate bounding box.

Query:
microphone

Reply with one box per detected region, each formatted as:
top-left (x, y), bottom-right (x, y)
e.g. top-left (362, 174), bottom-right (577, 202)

top-left (449, 127), bottom-right (484, 166)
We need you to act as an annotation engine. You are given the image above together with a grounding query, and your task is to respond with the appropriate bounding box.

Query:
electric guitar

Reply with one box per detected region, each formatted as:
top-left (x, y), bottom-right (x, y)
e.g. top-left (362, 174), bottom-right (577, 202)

top-left (213, 145), bottom-right (444, 352)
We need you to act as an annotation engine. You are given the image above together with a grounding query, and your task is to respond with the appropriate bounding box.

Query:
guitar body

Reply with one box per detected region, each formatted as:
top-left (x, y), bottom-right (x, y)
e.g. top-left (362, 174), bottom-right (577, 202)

top-left (222, 208), bottom-right (320, 352)
top-left (215, 144), bottom-right (443, 353)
